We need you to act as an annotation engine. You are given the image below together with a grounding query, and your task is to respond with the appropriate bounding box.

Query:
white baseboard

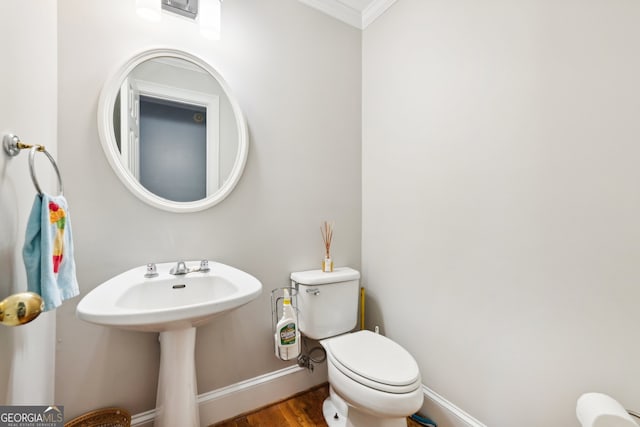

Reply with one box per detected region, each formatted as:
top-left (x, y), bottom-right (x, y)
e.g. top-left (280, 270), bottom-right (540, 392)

top-left (131, 364), bottom-right (327, 427)
top-left (131, 366), bottom-right (482, 427)
top-left (420, 385), bottom-right (487, 427)
top-left (130, 408), bottom-right (155, 427)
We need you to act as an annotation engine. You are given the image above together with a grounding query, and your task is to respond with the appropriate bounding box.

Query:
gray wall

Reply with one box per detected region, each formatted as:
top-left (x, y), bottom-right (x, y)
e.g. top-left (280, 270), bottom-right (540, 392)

top-left (56, 0), bottom-right (361, 418)
top-left (362, 1), bottom-right (640, 426)
top-left (0, 0), bottom-right (58, 405)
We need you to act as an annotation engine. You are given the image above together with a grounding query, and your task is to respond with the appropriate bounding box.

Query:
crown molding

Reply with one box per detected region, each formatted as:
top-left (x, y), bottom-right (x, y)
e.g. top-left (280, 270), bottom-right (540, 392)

top-left (298, 0), bottom-right (363, 28)
top-left (362, 0), bottom-right (397, 29)
top-left (298, 0), bottom-right (396, 30)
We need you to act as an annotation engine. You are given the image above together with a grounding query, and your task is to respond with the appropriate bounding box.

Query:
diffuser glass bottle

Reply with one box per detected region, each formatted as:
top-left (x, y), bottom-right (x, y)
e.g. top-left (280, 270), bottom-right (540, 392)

top-left (321, 221), bottom-right (334, 272)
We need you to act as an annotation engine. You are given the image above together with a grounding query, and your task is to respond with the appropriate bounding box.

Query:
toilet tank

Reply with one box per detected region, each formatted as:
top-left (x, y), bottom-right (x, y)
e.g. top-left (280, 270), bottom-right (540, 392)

top-left (291, 267), bottom-right (360, 340)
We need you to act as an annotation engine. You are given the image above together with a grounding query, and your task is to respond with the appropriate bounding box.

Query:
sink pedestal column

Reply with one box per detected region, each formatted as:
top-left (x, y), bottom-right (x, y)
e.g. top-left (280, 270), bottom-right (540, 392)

top-left (155, 327), bottom-right (199, 427)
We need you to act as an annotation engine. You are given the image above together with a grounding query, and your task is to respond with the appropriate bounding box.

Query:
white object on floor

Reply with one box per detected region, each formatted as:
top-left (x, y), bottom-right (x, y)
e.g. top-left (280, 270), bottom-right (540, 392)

top-left (576, 393), bottom-right (639, 427)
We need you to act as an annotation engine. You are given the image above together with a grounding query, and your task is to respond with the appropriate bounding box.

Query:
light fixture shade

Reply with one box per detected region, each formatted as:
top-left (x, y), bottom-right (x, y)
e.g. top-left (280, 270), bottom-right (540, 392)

top-left (136, 0), bottom-right (162, 22)
top-left (199, 0), bottom-right (221, 40)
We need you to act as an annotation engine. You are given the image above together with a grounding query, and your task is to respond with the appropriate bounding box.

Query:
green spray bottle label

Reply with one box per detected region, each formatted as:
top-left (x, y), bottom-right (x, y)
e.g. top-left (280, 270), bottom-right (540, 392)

top-left (279, 323), bottom-right (297, 345)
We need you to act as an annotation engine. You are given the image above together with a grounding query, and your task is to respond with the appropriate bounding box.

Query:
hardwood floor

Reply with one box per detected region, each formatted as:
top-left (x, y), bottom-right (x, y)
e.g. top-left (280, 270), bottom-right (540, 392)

top-left (210, 384), bottom-right (423, 427)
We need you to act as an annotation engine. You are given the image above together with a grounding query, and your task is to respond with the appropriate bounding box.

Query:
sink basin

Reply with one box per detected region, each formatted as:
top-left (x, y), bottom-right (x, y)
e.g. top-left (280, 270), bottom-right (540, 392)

top-left (76, 261), bottom-right (263, 427)
top-left (77, 261), bottom-right (262, 332)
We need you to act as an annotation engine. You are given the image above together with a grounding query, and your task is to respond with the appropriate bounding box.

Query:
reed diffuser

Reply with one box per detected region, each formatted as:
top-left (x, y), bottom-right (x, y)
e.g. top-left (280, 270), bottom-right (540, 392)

top-left (321, 221), bottom-right (334, 272)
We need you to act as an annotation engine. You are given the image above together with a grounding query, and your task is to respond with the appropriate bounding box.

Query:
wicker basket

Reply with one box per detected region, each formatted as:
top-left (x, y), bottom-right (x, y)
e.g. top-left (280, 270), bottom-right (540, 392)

top-left (64, 407), bottom-right (131, 427)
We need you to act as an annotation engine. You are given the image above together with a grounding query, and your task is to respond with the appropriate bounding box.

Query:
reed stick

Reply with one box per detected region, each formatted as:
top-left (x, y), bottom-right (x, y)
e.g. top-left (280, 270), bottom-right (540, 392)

top-left (321, 221), bottom-right (334, 259)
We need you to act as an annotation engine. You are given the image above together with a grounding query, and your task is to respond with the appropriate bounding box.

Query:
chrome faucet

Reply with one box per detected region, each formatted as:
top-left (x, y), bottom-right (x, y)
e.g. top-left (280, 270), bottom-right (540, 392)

top-left (169, 260), bottom-right (211, 276)
top-left (170, 261), bottom-right (189, 275)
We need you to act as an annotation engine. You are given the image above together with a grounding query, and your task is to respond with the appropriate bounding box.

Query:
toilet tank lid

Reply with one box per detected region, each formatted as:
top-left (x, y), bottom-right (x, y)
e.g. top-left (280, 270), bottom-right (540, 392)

top-left (291, 267), bottom-right (360, 285)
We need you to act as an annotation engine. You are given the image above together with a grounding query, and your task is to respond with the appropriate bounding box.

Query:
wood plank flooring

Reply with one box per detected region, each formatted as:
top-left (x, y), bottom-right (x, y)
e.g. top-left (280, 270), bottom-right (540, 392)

top-left (210, 384), bottom-right (423, 427)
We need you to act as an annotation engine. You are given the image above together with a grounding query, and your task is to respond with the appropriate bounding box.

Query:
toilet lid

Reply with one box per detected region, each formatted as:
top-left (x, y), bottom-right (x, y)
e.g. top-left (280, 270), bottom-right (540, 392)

top-left (326, 330), bottom-right (420, 389)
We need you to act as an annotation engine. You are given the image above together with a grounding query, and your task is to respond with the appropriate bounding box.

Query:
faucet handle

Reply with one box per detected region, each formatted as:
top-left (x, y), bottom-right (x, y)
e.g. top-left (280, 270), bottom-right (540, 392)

top-left (144, 263), bottom-right (158, 278)
top-left (199, 259), bottom-right (210, 272)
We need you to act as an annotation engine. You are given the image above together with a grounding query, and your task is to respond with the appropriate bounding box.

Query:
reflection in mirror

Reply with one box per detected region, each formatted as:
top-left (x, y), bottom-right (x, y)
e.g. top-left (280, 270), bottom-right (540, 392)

top-left (138, 97), bottom-right (207, 202)
top-left (97, 49), bottom-right (248, 212)
top-left (112, 57), bottom-right (238, 202)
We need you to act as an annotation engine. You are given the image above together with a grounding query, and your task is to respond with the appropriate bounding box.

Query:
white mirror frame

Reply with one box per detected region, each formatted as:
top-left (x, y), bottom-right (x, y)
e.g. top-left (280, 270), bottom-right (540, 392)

top-left (97, 47), bottom-right (249, 213)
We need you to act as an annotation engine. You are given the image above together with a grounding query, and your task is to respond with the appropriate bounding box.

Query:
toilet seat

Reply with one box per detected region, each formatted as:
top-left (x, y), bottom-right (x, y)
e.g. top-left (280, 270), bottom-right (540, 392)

top-left (323, 330), bottom-right (421, 394)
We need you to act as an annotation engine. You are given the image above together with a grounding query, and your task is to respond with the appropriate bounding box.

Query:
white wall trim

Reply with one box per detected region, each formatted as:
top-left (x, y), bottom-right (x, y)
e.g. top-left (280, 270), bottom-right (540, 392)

top-left (422, 385), bottom-right (487, 427)
top-left (131, 365), bottom-right (326, 427)
top-left (298, 0), bottom-right (397, 29)
top-left (130, 408), bottom-right (155, 427)
top-left (131, 368), bottom-right (484, 427)
top-left (197, 365), bottom-right (304, 404)
top-left (298, 0), bottom-right (363, 29)
top-left (361, 0), bottom-right (397, 29)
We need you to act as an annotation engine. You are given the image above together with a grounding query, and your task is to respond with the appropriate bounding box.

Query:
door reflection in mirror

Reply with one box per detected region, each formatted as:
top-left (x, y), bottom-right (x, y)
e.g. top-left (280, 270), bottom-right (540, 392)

top-left (139, 97), bottom-right (207, 202)
top-left (112, 57), bottom-right (230, 202)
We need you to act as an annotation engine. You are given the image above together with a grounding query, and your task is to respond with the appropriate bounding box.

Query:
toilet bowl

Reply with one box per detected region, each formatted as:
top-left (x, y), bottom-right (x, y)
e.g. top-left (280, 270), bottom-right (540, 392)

top-left (291, 268), bottom-right (423, 427)
top-left (320, 330), bottom-right (423, 427)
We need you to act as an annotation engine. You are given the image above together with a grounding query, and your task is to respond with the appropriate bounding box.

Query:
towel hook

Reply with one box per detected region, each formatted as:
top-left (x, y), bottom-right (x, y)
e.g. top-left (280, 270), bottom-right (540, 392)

top-left (3, 133), bottom-right (64, 196)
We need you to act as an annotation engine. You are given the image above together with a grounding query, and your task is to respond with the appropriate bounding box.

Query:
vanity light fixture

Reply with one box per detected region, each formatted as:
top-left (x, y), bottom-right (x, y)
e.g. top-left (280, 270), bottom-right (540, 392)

top-left (136, 0), bottom-right (222, 40)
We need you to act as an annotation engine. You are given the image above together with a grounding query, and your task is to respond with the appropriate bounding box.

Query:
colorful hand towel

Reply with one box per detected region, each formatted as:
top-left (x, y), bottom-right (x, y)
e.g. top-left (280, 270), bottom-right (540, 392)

top-left (23, 193), bottom-right (79, 311)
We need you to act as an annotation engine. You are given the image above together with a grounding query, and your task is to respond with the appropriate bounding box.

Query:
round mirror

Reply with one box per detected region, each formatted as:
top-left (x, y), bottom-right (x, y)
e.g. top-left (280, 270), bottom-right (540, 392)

top-left (97, 48), bottom-right (248, 212)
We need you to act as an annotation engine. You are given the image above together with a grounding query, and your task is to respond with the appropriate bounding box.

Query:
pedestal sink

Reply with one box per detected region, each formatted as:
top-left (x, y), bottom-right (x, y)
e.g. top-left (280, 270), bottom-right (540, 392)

top-left (76, 261), bottom-right (262, 427)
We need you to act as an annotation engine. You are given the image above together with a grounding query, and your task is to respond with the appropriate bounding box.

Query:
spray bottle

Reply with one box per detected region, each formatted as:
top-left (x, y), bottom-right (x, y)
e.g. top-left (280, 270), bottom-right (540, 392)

top-left (275, 289), bottom-right (300, 360)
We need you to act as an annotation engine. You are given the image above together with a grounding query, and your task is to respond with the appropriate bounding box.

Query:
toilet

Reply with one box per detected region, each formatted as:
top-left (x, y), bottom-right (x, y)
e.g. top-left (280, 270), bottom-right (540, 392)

top-left (291, 267), bottom-right (423, 427)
